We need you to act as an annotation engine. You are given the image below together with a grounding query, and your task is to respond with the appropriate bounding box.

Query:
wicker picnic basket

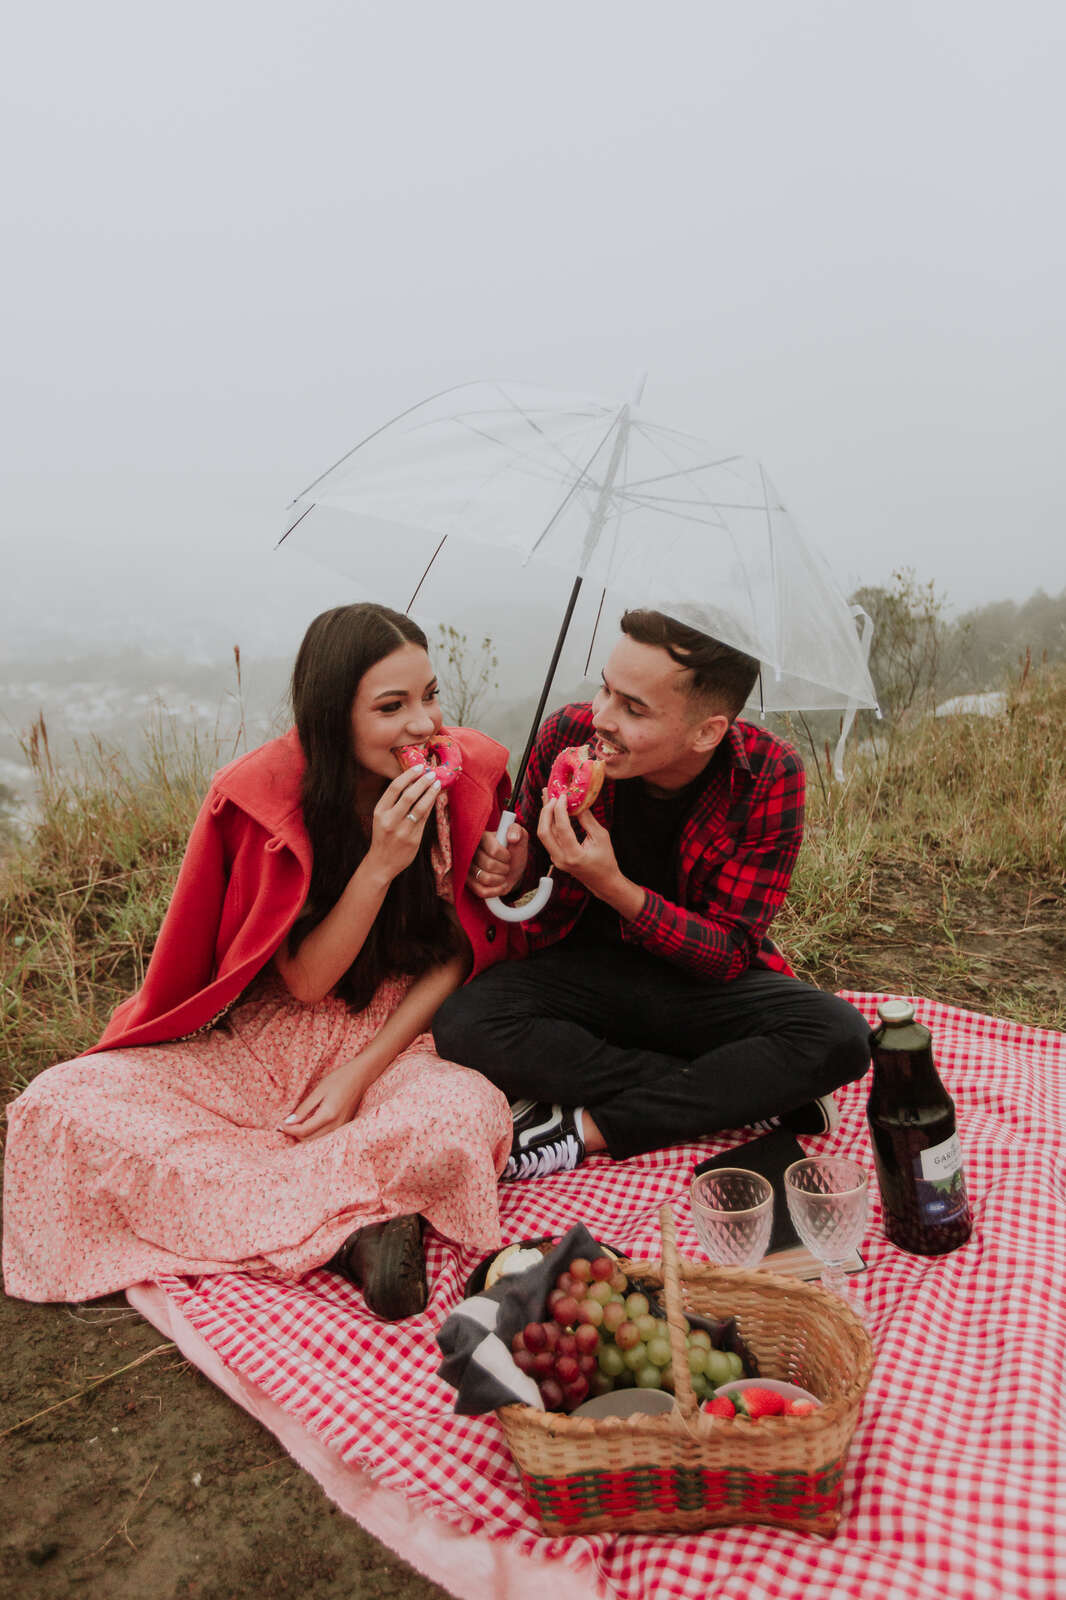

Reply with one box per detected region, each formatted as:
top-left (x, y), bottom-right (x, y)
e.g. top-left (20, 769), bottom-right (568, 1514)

top-left (497, 1203), bottom-right (874, 1537)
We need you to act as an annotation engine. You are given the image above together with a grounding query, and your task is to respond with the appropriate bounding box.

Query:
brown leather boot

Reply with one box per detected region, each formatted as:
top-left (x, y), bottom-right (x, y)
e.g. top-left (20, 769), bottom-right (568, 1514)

top-left (328, 1214), bottom-right (427, 1320)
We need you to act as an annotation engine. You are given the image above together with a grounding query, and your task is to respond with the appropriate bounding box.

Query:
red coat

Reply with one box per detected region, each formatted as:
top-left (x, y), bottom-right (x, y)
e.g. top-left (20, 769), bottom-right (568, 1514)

top-left (89, 726), bottom-right (514, 1055)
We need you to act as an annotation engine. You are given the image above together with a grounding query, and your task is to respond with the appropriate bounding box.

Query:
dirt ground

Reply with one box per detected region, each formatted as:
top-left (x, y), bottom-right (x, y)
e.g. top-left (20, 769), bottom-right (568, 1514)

top-left (2, 876), bottom-right (1063, 1600)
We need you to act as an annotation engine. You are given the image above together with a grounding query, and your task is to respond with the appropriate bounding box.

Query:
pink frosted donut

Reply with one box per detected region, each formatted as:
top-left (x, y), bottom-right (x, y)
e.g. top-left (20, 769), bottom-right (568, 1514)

top-left (547, 743), bottom-right (605, 815)
top-left (394, 733), bottom-right (463, 789)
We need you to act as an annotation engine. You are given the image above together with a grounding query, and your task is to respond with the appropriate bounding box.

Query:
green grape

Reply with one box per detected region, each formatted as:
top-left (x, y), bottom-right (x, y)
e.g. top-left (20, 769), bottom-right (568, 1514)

top-left (598, 1343), bottom-right (626, 1378)
top-left (614, 1369), bottom-right (636, 1389)
top-left (635, 1363), bottom-right (662, 1389)
top-left (690, 1373), bottom-right (712, 1401)
top-left (687, 1329), bottom-right (712, 1351)
top-left (624, 1293), bottom-right (650, 1320)
top-left (660, 1362), bottom-right (675, 1392)
top-left (705, 1349), bottom-right (732, 1385)
top-left (646, 1336), bottom-right (672, 1368)
top-left (687, 1346), bottom-right (708, 1375)
top-left (635, 1314), bottom-right (658, 1342)
top-left (724, 1351), bottom-right (744, 1379)
top-left (622, 1341), bottom-right (648, 1371)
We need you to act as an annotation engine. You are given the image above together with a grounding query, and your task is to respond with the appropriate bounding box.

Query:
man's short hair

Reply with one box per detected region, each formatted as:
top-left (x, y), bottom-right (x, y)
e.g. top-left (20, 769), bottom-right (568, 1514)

top-left (620, 609), bottom-right (760, 721)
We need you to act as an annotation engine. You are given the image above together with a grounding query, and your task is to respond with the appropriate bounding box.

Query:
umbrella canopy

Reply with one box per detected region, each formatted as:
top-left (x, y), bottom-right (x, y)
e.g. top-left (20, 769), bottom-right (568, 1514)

top-left (279, 381), bottom-right (878, 920)
top-left (280, 380), bottom-right (878, 718)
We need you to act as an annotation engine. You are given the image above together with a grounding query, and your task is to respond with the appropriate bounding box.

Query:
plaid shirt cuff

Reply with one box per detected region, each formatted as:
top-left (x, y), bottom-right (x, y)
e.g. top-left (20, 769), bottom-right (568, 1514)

top-left (620, 889), bottom-right (750, 981)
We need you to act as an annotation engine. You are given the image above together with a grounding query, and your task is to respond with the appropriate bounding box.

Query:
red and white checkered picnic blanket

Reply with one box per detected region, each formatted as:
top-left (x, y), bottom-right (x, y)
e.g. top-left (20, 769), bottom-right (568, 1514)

top-left (153, 995), bottom-right (1066, 1600)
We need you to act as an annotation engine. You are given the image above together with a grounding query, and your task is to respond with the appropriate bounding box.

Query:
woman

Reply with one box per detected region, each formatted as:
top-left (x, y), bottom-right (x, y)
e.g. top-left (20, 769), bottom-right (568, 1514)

top-left (2, 604), bottom-right (514, 1319)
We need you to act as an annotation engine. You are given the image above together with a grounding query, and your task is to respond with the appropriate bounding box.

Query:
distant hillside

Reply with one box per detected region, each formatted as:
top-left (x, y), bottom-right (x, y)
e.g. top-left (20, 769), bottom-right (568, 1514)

top-left (0, 645), bottom-right (594, 817)
top-left (0, 651), bottom-right (292, 803)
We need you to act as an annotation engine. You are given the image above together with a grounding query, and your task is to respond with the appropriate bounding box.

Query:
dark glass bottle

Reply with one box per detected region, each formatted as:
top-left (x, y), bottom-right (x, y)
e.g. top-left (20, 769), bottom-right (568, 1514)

top-left (866, 1000), bottom-right (972, 1256)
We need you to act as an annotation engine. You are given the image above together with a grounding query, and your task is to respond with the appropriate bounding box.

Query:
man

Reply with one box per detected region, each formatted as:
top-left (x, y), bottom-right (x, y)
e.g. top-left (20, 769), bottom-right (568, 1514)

top-left (433, 609), bottom-right (871, 1179)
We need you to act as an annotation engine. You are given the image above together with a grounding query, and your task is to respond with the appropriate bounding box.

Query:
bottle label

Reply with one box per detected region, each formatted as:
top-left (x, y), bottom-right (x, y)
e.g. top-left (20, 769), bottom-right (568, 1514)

top-left (920, 1132), bottom-right (963, 1182)
top-left (913, 1133), bottom-right (969, 1227)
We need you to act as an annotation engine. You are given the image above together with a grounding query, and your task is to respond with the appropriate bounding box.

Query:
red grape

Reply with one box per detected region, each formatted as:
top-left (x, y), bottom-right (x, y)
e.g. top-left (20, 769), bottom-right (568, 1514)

top-left (513, 1349), bottom-right (536, 1375)
top-left (532, 1351), bottom-right (554, 1378)
top-left (610, 1271), bottom-right (628, 1294)
top-left (577, 1352), bottom-right (598, 1377)
top-left (553, 1296), bottom-right (581, 1327)
top-left (555, 1271), bottom-right (587, 1301)
top-left (555, 1355), bottom-right (579, 1384)
top-left (547, 1288), bottom-right (566, 1312)
top-left (614, 1320), bottom-right (641, 1351)
top-left (511, 1331), bottom-right (528, 1354)
top-left (557, 1332), bottom-right (577, 1358)
top-left (542, 1321), bottom-right (560, 1351)
top-left (522, 1321), bottom-right (547, 1353)
top-left (589, 1256), bottom-right (615, 1281)
top-left (539, 1378), bottom-right (564, 1410)
top-left (569, 1257), bottom-right (593, 1282)
top-left (577, 1299), bottom-right (604, 1327)
top-left (602, 1302), bottom-right (626, 1334)
top-left (575, 1321), bottom-right (601, 1353)
top-left (563, 1376), bottom-right (589, 1408)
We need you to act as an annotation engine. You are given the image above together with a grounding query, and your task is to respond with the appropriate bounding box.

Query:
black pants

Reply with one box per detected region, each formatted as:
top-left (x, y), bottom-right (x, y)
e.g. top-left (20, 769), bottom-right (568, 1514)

top-left (433, 943), bottom-right (873, 1161)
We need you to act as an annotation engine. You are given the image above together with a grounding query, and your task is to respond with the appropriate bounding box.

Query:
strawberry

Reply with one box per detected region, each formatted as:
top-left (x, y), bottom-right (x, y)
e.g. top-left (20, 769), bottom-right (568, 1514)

top-left (785, 1398), bottom-right (818, 1416)
top-left (706, 1395), bottom-right (737, 1418)
top-left (733, 1386), bottom-right (787, 1420)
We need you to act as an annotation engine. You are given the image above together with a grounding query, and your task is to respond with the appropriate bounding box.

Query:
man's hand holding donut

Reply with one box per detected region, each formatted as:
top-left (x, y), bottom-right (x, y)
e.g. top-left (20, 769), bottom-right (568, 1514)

top-left (537, 795), bottom-right (645, 919)
top-left (467, 821), bottom-right (529, 899)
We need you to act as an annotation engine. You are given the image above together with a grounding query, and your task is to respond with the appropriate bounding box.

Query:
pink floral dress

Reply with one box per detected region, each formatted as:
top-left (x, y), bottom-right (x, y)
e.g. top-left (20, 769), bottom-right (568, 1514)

top-left (2, 799), bottom-right (512, 1303)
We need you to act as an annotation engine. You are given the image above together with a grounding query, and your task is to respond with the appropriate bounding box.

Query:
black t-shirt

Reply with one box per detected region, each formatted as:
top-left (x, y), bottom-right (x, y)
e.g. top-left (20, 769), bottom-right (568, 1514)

top-left (565, 771), bottom-right (705, 950)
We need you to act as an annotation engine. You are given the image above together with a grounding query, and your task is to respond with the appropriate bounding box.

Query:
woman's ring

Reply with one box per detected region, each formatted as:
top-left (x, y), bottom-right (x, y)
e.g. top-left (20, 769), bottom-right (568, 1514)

top-left (475, 867), bottom-right (483, 881)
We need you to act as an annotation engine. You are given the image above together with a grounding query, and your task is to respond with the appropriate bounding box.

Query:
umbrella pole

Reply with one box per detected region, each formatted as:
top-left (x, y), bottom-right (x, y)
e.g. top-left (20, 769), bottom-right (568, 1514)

top-left (511, 574), bottom-right (584, 801)
top-left (510, 404), bottom-right (631, 801)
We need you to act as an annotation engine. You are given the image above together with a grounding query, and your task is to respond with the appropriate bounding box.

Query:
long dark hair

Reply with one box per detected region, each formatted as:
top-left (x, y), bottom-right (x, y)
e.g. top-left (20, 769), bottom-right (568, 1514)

top-left (289, 602), bottom-right (464, 1011)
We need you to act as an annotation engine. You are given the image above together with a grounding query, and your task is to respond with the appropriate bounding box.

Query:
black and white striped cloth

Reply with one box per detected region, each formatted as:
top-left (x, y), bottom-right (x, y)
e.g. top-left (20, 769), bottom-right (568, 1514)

top-left (436, 1223), bottom-right (603, 1415)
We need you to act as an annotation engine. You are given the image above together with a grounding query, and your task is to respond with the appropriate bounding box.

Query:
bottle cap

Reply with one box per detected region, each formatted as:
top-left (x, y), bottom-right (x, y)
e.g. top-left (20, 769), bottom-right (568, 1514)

top-left (877, 999), bottom-right (915, 1026)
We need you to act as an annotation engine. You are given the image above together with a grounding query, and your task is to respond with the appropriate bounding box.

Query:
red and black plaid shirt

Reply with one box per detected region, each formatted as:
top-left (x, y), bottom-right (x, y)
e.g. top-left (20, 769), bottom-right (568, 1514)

top-left (515, 703), bottom-right (804, 981)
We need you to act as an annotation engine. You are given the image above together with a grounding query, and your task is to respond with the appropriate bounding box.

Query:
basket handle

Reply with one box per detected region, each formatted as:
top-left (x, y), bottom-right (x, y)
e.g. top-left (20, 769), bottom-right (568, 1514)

top-left (658, 1202), bottom-right (699, 1422)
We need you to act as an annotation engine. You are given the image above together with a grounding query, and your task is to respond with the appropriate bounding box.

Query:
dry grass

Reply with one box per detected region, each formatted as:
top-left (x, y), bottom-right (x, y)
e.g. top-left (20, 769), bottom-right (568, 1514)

top-left (2, 662), bottom-right (1063, 1107)
top-left (1, 716), bottom-right (222, 1095)
top-left (778, 657), bottom-right (1066, 1010)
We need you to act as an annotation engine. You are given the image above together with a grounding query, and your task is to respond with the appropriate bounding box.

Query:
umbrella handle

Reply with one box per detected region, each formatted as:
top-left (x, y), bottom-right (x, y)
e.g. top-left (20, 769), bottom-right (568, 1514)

top-left (485, 810), bottom-right (555, 924)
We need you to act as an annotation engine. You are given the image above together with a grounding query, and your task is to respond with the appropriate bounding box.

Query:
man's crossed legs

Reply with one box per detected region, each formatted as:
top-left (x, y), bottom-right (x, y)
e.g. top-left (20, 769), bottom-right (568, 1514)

top-left (434, 944), bottom-right (872, 1176)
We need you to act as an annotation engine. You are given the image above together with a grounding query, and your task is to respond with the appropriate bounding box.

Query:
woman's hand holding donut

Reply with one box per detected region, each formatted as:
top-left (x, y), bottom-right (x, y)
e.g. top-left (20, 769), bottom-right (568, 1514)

top-left (365, 764), bottom-right (441, 882)
top-left (467, 822), bottom-right (528, 898)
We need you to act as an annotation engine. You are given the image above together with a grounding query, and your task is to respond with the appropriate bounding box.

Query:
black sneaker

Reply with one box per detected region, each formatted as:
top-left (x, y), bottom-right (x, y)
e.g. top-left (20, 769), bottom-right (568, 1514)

top-left (503, 1103), bottom-right (585, 1181)
top-left (754, 1092), bottom-right (840, 1137)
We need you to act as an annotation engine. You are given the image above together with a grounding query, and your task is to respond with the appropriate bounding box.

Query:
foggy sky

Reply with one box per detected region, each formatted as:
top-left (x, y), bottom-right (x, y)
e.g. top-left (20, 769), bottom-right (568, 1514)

top-left (3, 0), bottom-right (1064, 667)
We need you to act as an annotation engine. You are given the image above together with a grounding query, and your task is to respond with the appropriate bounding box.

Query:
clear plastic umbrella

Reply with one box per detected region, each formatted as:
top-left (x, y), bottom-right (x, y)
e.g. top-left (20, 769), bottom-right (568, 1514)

top-left (279, 380), bottom-right (878, 919)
